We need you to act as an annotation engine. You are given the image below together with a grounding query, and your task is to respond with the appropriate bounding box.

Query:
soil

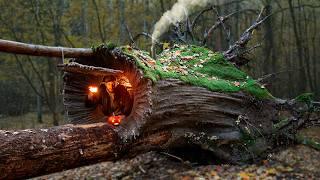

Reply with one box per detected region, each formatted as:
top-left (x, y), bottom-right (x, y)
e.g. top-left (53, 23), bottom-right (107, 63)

top-left (33, 128), bottom-right (320, 180)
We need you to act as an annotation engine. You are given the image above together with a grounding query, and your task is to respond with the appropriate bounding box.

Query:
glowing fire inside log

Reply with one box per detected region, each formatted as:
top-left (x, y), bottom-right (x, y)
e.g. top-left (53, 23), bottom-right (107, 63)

top-left (107, 115), bottom-right (124, 126)
top-left (89, 86), bottom-right (98, 93)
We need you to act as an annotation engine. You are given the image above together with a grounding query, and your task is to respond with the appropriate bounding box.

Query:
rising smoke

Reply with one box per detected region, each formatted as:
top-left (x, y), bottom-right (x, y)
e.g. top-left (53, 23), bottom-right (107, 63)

top-left (150, 0), bottom-right (238, 57)
top-left (151, 0), bottom-right (214, 47)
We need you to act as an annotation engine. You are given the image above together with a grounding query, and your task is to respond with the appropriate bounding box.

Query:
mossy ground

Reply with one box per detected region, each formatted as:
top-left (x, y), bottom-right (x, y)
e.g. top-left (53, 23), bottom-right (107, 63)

top-left (120, 44), bottom-right (273, 99)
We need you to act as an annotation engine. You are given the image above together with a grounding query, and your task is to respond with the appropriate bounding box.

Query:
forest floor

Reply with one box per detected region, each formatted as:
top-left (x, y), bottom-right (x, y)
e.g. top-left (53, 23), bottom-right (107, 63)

top-left (34, 128), bottom-right (320, 180)
top-left (0, 112), bottom-right (67, 130)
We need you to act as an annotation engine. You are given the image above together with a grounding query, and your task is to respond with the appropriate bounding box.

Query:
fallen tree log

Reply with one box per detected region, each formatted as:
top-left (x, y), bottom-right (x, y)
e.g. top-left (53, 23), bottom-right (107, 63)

top-left (0, 123), bottom-right (171, 179)
top-left (0, 42), bottom-right (317, 179)
top-left (0, 7), bottom-right (318, 177)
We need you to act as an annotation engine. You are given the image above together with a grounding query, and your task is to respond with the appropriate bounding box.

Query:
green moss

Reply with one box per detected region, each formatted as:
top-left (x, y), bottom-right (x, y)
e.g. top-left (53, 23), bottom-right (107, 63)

top-left (295, 93), bottom-right (314, 104)
top-left (296, 135), bottom-right (320, 150)
top-left (273, 118), bottom-right (290, 130)
top-left (92, 42), bottom-right (117, 52)
top-left (241, 80), bottom-right (272, 99)
top-left (119, 44), bottom-right (273, 99)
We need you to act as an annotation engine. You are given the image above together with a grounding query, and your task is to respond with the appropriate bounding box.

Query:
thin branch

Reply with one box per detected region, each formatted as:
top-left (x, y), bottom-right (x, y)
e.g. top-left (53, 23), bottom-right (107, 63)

top-left (223, 7), bottom-right (270, 66)
top-left (191, 6), bottom-right (214, 30)
top-left (257, 67), bottom-right (308, 83)
top-left (0, 39), bottom-right (93, 58)
top-left (92, 0), bottom-right (106, 42)
top-left (184, 13), bottom-right (194, 42)
top-left (202, 9), bottom-right (245, 45)
top-left (62, 30), bottom-right (76, 48)
top-left (26, 56), bottom-right (50, 105)
top-left (124, 22), bottom-right (135, 45)
top-left (239, 43), bottom-right (262, 56)
top-left (133, 32), bottom-right (161, 46)
top-left (14, 55), bottom-right (44, 99)
top-left (58, 62), bottom-right (124, 77)
top-left (191, 0), bottom-right (249, 30)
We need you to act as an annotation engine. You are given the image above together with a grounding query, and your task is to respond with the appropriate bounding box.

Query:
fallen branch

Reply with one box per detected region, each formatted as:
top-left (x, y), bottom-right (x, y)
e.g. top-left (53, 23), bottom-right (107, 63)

top-left (57, 62), bottom-right (123, 77)
top-left (0, 39), bottom-right (93, 58)
top-left (223, 7), bottom-right (270, 66)
top-left (0, 123), bottom-right (171, 179)
top-left (202, 8), bottom-right (238, 45)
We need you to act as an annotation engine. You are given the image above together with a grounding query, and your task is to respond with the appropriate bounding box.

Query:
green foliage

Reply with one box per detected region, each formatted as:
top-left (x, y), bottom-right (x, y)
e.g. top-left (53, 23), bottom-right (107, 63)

top-left (121, 45), bottom-right (273, 99)
top-left (92, 42), bottom-right (117, 52)
top-left (296, 135), bottom-right (320, 151)
top-left (295, 93), bottom-right (314, 104)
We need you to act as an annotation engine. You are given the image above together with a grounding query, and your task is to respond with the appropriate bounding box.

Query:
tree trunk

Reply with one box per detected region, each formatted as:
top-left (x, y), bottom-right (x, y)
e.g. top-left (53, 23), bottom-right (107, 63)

top-left (0, 80), bottom-right (312, 179)
top-left (0, 123), bottom-right (171, 179)
top-left (62, 45), bottom-right (311, 162)
top-left (0, 40), bottom-right (316, 179)
top-left (288, 0), bottom-right (307, 93)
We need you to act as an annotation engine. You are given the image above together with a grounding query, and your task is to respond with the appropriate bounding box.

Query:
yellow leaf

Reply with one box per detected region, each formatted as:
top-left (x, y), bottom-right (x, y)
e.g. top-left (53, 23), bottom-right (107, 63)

top-left (238, 172), bottom-right (254, 180)
top-left (163, 43), bottom-right (170, 50)
top-left (266, 168), bottom-right (277, 175)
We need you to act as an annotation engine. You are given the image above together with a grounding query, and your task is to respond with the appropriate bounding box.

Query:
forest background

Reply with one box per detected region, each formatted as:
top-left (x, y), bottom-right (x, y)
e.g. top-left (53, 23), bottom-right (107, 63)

top-left (0, 0), bottom-right (319, 128)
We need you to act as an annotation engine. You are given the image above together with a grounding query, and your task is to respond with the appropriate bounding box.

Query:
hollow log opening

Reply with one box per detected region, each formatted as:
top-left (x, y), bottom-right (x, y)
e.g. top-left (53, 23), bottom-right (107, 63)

top-left (61, 46), bottom-right (153, 139)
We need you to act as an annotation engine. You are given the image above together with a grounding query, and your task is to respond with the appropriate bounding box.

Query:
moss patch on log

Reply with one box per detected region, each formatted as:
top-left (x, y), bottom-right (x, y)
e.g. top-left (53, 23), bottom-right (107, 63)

top-left (94, 44), bottom-right (273, 99)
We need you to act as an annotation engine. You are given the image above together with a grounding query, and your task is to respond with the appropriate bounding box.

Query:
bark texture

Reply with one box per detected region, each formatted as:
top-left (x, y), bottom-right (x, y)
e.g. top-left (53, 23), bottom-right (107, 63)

top-left (61, 46), bottom-right (302, 165)
top-left (0, 39), bottom-right (93, 58)
top-left (0, 123), bottom-right (117, 179)
top-left (0, 123), bottom-right (171, 179)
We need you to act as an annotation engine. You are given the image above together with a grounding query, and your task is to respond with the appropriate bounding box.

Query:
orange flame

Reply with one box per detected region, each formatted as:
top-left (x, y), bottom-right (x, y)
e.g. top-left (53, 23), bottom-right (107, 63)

top-left (88, 86), bottom-right (98, 93)
top-left (107, 115), bottom-right (123, 126)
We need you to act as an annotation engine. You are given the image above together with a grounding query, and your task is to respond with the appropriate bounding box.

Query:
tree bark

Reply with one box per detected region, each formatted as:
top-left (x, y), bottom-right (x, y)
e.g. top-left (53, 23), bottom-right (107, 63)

top-left (0, 39), bottom-right (93, 58)
top-left (0, 78), bottom-right (311, 179)
top-left (0, 123), bottom-right (171, 179)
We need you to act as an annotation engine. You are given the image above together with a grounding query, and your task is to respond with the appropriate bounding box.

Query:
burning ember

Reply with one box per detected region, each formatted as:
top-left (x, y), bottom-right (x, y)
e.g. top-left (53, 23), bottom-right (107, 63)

top-left (88, 86), bottom-right (98, 93)
top-left (107, 115), bottom-right (124, 126)
top-left (85, 75), bottom-right (134, 126)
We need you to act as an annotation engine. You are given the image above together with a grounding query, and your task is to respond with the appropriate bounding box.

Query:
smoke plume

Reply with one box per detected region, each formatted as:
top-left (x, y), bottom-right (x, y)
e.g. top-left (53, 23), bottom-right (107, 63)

top-left (151, 0), bottom-right (214, 46)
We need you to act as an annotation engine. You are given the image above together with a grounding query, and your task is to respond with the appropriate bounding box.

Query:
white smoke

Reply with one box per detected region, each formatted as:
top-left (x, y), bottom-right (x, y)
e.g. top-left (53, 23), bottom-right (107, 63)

top-left (151, 0), bottom-right (215, 46)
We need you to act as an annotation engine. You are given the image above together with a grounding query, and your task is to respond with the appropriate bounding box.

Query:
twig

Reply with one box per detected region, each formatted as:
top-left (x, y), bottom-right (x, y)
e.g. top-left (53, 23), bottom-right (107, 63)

top-left (223, 7), bottom-right (270, 66)
top-left (257, 68), bottom-right (304, 83)
top-left (160, 152), bottom-right (192, 167)
top-left (191, 6), bottom-right (214, 30)
top-left (26, 56), bottom-right (50, 106)
top-left (14, 55), bottom-right (44, 99)
top-left (191, 0), bottom-right (250, 29)
top-left (171, 26), bottom-right (187, 44)
top-left (240, 43), bottom-right (262, 55)
top-left (202, 10), bottom-right (243, 45)
top-left (58, 62), bottom-right (123, 76)
top-left (138, 165), bottom-right (146, 173)
top-left (212, 7), bottom-right (231, 46)
top-left (124, 22), bottom-right (135, 45)
top-left (133, 32), bottom-right (161, 46)
top-left (185, 14), bottom-right (194, 42)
